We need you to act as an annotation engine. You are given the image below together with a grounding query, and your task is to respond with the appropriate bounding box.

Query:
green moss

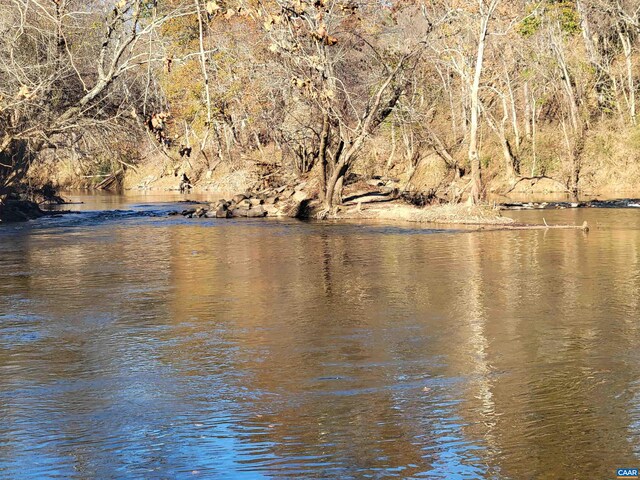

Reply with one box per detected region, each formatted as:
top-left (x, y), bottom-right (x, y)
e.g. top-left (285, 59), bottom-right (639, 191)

top-left (519, 14), bottom-right (541, 38)
top-left (518, 0), bottom-right (581, 37)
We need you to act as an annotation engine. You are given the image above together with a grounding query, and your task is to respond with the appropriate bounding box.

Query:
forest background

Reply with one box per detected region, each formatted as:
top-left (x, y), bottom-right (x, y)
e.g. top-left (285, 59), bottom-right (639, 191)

top-left (2, 0), bottom-right (640, 209)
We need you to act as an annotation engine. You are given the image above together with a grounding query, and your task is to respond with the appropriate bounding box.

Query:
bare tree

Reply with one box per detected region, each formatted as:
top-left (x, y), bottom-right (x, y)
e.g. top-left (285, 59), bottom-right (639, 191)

top-left (0, 0), bottom-right (192, 201)
top-left (467, 0), bottom-right (500, 204)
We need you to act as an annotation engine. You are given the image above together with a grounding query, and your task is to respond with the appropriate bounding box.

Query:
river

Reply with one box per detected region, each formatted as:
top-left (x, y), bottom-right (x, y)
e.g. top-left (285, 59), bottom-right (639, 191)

top-left (1, 193), bottom-right (639, 479)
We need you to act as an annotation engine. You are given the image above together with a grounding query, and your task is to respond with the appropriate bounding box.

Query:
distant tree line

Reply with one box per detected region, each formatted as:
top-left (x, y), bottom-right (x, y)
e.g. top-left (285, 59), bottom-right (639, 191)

top-left (2, 0), bottom-right (640, 207)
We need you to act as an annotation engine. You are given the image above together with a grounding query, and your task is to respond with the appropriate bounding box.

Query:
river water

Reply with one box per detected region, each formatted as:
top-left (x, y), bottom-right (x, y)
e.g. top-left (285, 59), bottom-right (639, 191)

top-left (1, 193), bottom-right (640, 479)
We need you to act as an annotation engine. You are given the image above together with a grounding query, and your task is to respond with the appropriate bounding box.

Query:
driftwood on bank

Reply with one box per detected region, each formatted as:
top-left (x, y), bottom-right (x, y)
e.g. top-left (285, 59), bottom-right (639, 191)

top-left (342, 190), bottom-right (396, 206)
top-left (330, 202), bottom-right (591, 232)
top-left (96, 169), bottom-right (124, 191)
top-left (499, 199), bottom-right (640, 210)
top-left (472, 221), bottom-right (589, 232)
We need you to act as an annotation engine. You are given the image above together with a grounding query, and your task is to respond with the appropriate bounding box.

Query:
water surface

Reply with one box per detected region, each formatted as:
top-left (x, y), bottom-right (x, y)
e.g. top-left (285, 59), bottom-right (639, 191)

top-left (1, 194), bottom-right (639, 479)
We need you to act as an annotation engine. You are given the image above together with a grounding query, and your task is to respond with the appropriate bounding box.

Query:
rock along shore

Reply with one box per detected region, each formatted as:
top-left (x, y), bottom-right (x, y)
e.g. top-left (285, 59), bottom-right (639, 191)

top-left (168, 186), bottom-right (589, 232)
top-left (168, 185), bottom-right (311, 220)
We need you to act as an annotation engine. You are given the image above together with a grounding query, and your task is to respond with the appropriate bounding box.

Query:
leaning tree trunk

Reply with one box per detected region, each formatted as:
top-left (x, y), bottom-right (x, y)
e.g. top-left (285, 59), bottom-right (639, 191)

top-left (426, 128), bottom-right (460, 177)
top-left (324, 159), bottom-right (349, 211)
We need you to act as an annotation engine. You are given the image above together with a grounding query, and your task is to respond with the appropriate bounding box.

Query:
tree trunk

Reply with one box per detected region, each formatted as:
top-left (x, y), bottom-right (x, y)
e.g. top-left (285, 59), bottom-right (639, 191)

top-left (320, 55), bottom-right (405, 210)
top-left (195, 0), bottom-right (213, 127)
top-left (576, 0), bottom-right (614, 112)
top-left (468, 1), bottom-right (497, 204)
top-left (324, 160), bottom-right (348, 210)
top-left (500, 136), bottom-right (517, 183)
top-left (524, 81), bottom-right (532, 140)
top-left (553, 35), bottom-right (584, 195)
top-left (576, 0), bottom-right (598, 66)
top-left (499, 95), bottom-right (519, 181)
top-left (318, 113), bottom-right (330, 201)
top-left (427, 128), bottom-right (458, 173)
top-left (570, 132), bottom-right (585, 199)
top-left (333, 175), bottom-right (345, 205)
top-left (619, 29), bottom-right (636, 125)
top-left (505, 67), bottom-right (521, 152)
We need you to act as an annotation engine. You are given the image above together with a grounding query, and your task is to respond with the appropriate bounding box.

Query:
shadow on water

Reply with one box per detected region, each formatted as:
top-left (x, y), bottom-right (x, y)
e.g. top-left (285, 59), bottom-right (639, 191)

top-left (1, 193), bottom-right (640, 478)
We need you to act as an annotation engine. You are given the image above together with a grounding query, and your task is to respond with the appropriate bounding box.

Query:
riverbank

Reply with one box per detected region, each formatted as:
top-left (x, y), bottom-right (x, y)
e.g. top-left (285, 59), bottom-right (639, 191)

top-left (168, 192), bottom-right (591, 233)
top-left (25, 121), bottom-right (640, 204)
top-left (326, 203), bottom-right (589, 231)
top-left (1, 176), bottom-right (599, 232)
top-left (330, 203), bottom-right (514, 225)
top-left (0, 186), bottom-right (597, 232)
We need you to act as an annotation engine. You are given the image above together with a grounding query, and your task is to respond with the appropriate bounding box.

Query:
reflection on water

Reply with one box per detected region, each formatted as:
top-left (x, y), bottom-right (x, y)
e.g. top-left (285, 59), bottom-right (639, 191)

top-left (1, 194), bottom-right (640, 478)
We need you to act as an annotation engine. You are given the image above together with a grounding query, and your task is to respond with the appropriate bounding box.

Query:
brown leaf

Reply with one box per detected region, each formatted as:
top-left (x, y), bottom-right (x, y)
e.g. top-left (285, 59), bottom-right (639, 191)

top-left (325, 35), bottom-right (338, 46)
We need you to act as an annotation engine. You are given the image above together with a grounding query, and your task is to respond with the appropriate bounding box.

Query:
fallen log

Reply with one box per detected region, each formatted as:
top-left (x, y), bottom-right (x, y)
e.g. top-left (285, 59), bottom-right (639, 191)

top-left (473, 221), bottom-right (589, 232)
top-left (342, 191), bottom-right (396, 206)
top-left (331, 203), bottom-right (591, 231)
top-left (96, 169), bottom-right (123, 191)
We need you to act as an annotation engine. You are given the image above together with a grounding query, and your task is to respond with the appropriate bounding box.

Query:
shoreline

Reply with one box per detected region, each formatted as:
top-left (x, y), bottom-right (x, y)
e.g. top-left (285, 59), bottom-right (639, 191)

top-left (311, 202), bottom-right (590, 232)
top-left (4, 189), bottom-right (620, 231)
top-left (164, 193), bottom-right (592, 232)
